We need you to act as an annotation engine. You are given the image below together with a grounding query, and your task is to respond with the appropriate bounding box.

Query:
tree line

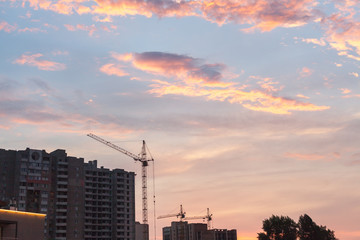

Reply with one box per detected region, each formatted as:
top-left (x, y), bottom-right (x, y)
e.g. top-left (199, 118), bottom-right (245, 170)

top-left (258, 214), bottom-right (337, 240)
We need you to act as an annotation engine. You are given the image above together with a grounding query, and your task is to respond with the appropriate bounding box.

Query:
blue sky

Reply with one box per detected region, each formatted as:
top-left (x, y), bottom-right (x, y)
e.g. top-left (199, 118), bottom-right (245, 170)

top-left (1, 0), bottom-right (360, 239)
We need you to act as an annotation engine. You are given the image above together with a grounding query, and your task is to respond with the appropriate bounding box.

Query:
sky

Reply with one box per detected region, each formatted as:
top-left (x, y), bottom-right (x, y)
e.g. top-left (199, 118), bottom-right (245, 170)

top-left (1, 0), bottom-right (360, 239)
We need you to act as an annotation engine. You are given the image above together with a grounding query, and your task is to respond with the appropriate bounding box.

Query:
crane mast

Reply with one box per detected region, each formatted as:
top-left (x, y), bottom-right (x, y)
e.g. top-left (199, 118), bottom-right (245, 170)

top-left (87, 133), bottom-right (153, 224)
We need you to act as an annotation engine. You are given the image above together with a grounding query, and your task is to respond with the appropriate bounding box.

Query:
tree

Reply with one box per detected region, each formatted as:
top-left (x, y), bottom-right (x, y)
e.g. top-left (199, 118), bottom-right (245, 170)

top-left (257, 215), bottom-right (298, 240)
top-left (257, 214), bottom-right (338, 240)
top-left (298, 214), bottom-right (337, 240)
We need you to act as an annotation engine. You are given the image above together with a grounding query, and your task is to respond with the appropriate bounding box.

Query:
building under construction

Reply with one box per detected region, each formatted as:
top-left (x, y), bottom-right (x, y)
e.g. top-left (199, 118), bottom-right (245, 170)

top-left (162, 221), bottom-right (237, 240)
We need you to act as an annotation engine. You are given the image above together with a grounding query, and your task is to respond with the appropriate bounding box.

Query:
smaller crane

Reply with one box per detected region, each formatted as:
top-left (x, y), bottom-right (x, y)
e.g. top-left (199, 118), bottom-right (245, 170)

top-left (157, 205), bottom-right (186, 221)
top-left (184, 208), bottom-right (213, 229)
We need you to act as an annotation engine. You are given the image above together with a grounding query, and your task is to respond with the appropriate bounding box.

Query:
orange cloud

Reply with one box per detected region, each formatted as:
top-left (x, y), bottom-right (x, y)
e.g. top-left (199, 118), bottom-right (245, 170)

top-left (285, 152), bottom-right (326, 161)
top-left (339, 88), bottom-right (351, 94)
top-left (322, 7), bottom-right (360, 61)
top-left (298, 37), bottom-right (326, 46)
top-left (296, 94), bottom-right (310, 99)
top-left (253, 76), bottom-right (283, 93)
top-left (285, 152), bottom-right (341, 161)
top-left (349, 72), bottom-right (359, 77)
top-left (18, 0), bottom-right (321, 32)
top-left (111, 52), bottom-right (133, 62)
top-left (91, 0), bottom-right (196, 18)
top-left (103, 51), bottom-right (330, 115)
top-left (0, 21), bottom-right (17, 32)
top-left (148, 79), bottom-right (329, 115)
top-left (13, 53), bottom-right (66, 71)
top-left (100, 63), bottom-right (129, 77)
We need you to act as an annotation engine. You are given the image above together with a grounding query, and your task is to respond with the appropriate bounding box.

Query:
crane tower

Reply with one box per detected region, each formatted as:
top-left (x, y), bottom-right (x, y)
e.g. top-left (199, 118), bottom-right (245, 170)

top-left (87, 133), bottom-right (154, 224)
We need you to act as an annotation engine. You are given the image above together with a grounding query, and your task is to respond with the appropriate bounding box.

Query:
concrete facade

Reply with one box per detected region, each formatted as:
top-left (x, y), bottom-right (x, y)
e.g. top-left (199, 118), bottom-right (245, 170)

top-left (135, 222), bottom-right (149, 240)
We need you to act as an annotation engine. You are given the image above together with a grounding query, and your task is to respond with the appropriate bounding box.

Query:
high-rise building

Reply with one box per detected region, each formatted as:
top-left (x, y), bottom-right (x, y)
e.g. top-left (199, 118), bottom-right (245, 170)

top-left (0, 148), bottom-right (136, 240)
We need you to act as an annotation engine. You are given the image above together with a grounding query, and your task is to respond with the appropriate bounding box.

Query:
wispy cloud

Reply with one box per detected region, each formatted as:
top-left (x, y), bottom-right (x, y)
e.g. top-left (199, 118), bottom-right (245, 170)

top-left (285, 152), bottom-right (340, 161)
top-left (18, 27), bottom-right (45, 33)
top-left (0, 21), bottom-right (17, 32)
top-left (324, 13), bottom-right (360, 61)
top-left (299, 67), bottom-right (314, 78)
top-left (13, 53), bottom-right (66, 71)
top-left (64, 24), bottom-right (97, 36)
top-left (100, 63), bottom-right (129, 77)
top-left (296, 37), bottom-right (327, 46)
top-left (101, 51), bottom-right (330, 115)
top-left (349, 72), bottom-right (359, 77)
top-left (0, 78), bottom-right (136, 136)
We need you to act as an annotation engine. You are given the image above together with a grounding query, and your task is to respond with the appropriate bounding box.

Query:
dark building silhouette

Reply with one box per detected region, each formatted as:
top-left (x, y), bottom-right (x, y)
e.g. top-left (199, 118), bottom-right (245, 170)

top-left (163, 222), bottom-right (237, 240)
top-left (0, 148), bottom-right (136, 240)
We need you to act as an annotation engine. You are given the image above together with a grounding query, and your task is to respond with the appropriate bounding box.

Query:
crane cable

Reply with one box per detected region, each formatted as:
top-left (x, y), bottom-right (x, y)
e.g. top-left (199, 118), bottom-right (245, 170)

top-left (146, 144), bottom-right (157, 240)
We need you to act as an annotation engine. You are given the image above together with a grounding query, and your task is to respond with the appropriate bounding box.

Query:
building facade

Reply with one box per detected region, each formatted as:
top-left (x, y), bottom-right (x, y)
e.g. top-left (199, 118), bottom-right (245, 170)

top-left (0, 148), bottom-right (136, 240)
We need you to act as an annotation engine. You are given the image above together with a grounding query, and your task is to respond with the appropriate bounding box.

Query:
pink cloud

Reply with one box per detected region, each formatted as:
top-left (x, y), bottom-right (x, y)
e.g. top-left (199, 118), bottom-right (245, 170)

top-left (322, 10), bottom-right (360, 61)
top-left (13, 53), bottom-right (66, 71)
top-left (64, 24), bottom-right (97, 36)
top-left (131, 52), bottom-right (229, 86)
top-left (299, 67), bottom-right (314, 78)
top-left (0, 21), bottom-right (17, 32)
top-left (201, 0), bottom-right (318, 32)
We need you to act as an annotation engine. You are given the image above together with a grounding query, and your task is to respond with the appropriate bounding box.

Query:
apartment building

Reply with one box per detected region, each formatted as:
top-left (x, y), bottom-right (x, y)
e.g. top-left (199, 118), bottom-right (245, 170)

top-left (0, 148), bottom-right (136, 240)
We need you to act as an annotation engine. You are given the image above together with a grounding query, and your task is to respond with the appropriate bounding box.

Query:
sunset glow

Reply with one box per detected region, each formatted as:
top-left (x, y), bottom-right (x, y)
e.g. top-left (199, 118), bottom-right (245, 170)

top-left (1, 0), bottom-right (360, 240)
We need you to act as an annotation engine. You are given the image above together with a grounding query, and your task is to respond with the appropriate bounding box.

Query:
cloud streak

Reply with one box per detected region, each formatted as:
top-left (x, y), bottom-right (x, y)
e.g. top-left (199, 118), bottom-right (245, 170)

top-left (13, 53), bottom-right (66, 71)
top-left (0, 21), bottom-right (17, 32)
top-left (64, 24), bottom-right (97, 36)
top-left (101, 51), bottom-right (330, 115)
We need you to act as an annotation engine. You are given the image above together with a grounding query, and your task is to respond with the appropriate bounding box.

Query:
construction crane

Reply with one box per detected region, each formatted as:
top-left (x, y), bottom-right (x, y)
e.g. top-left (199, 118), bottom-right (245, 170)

top-left (87, 133), bottom-right (154, 225)
top-left (157, 205), bottom-right (186, 221)
top-left (184, 208), bottom-right (213, 229)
